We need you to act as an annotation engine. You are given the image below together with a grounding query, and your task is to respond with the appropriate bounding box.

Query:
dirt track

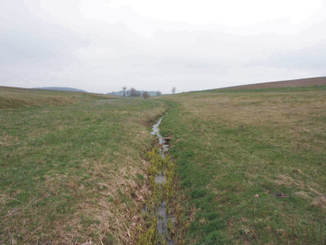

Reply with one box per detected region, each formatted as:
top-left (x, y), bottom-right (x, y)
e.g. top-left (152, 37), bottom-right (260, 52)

top-left (218, 76), bottom-right (326, 90)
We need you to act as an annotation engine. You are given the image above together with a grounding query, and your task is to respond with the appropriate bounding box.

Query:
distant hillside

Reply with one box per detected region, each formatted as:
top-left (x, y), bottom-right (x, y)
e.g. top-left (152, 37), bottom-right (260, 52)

top-left (107, 90), bottom-right (161, 96)
top-left (217, 77), bottom-right (326, 90)
top-left (35, 87), bottom-right (87, 92)
top-left (0, 86), bottom-right (113, 109)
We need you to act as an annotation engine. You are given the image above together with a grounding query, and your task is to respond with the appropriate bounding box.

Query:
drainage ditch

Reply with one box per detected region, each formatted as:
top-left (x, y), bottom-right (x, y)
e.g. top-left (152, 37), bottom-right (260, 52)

top-left (137, 115), bottom-right (185, 244)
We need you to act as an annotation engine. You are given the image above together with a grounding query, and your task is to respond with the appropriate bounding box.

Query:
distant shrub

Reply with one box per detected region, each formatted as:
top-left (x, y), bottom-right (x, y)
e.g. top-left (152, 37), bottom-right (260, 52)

top-left (128, 87), bottom-right (141, 97)
top-left (142, 91), bottom-right (150, 99)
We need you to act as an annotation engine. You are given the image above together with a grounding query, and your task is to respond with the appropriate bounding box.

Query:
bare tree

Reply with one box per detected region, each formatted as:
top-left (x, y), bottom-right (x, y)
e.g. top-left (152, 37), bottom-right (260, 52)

top-left (122, 87), bottom-right (127, 97)
top-left (156, 91), bottom-right (162, 96)
top-left (129, 87), bottom-right (141, 97)
top-left (142, 91), bottom-right (150, 99)
top-left (172, 87), bottom-right (176, 94)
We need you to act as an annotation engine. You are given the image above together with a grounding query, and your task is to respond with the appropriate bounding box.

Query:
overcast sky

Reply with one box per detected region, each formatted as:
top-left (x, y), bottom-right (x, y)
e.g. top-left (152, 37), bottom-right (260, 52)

top-left (1, 0), bottom-right (325, 93)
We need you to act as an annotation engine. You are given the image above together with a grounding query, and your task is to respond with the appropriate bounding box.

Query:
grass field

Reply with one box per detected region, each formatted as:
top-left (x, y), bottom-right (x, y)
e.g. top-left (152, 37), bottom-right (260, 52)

top-left (0, 88), bottom-right (168, 244)
top-left (1, 85), bottom-right (325, 244)
top-left (159, 86), bottom-right (326, 244)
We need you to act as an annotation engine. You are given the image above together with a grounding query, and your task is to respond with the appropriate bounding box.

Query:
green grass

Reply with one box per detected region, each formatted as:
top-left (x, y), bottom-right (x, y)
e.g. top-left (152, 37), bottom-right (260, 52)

top-left (1, 85), bottom-right (325, 244)
top-left (159, 86), bottom-right (326, 244)
top-left (0, 88), bottom-right (168, 244)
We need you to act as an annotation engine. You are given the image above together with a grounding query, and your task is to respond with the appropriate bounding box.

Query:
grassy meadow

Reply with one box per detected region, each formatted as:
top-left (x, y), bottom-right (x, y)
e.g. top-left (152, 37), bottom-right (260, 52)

top-left (159, 86), bottom-right (326, 244)
top-left (0, 87), bottom-right (168, 244)
top-left (1, 85), bottom-right (325, 244)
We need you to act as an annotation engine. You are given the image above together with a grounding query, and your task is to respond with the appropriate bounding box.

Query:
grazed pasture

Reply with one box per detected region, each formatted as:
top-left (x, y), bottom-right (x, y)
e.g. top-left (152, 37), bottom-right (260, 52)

top-left (159, 86), bottom-right (326, 244)
top-left (1, 85), bottom-right (325, 244)
top-left (0, 88), bottom-right (167, 244)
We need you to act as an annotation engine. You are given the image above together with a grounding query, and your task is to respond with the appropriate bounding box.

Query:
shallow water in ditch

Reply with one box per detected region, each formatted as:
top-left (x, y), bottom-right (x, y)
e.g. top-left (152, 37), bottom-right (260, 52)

top-left (149, 116), bottom-right (175, 245)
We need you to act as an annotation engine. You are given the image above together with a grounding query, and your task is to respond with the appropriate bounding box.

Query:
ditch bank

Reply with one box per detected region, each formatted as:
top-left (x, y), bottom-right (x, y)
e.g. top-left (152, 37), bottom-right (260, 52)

top-left (137, 113), bottom-right (188, 244)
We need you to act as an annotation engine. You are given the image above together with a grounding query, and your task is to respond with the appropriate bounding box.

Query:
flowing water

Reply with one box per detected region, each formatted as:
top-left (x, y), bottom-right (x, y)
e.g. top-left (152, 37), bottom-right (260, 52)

top-left (148, 116), bottom-right (175, 244)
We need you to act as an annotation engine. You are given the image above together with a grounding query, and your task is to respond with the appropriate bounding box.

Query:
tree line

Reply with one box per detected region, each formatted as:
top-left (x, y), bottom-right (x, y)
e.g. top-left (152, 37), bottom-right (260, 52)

top-left (109, 87), bottom-right (176, 99)
top-left (121, 87), bottom-right (163, 99)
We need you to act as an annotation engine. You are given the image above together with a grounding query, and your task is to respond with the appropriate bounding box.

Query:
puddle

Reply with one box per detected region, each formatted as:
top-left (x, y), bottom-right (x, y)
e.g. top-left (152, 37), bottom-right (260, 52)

top-left (155, 173), bottom-right (166, 184)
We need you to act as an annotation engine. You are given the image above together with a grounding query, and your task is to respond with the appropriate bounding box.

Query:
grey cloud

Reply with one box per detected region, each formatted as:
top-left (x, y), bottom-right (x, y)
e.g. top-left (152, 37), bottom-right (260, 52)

top-left (246, 42), bottom-right (326, 72)
top-left (0, 0), bottom-right (326, 93)
top-left (0, 2), bottom-right (90, 65)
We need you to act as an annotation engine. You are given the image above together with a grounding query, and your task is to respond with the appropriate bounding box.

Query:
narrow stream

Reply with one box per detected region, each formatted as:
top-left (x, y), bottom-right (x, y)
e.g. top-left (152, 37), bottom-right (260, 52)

top-left (148, 116), bottom-right (175, 245)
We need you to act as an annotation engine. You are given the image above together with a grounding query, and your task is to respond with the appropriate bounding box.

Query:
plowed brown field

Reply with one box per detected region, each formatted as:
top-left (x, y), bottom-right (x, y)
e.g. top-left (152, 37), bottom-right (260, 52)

top-left (218, 76), bottom-right (326, 90)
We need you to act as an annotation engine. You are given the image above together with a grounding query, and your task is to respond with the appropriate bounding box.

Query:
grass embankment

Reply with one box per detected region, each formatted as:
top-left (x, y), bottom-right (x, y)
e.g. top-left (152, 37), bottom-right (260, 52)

top-left (159, 86), bottom-right (326, 244)
top-left (0, 87), bottom-right (168, 244)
